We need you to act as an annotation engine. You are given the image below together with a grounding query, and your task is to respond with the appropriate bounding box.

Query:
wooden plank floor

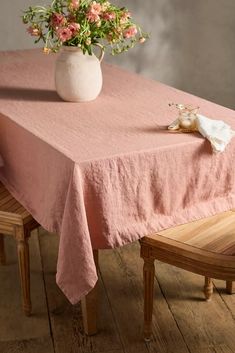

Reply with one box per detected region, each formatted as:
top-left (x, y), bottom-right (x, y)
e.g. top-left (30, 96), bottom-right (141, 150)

top-left (0, 228), bottom-right (235, 353)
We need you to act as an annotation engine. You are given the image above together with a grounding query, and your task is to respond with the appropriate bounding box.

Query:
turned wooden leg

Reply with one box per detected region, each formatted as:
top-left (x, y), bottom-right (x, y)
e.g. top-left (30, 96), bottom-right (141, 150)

top-left (226, 281), bottom-right (234, 294)
top-left (81, 250), bottom-right (99, 335)
top-left (204, 277), bottom-right (213, 301)
top-left (17, 230), bottom-right (31, 316)
top-left (143, 257), bottom-right (155, 341)
top-left (0, 234), bottom-right (6, 265)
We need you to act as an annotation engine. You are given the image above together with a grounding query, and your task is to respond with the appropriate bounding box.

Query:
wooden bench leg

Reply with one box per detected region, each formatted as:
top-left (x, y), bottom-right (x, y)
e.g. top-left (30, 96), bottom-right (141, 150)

top-left (0, 233), bottom-right (6, 265)
top-left (226, 281), bottom-right (234, 294)
top-left (81, 250), bottom-right (99, 335)
top-left (143, 257), bottom-right (155, 341)
top-left (17, 228), bottom-right (31, 316)
top-left (204, 277), bottom-right (213, 301)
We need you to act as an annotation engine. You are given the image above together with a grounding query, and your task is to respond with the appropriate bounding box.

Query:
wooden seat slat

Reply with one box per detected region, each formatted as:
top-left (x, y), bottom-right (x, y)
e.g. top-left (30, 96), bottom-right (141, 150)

top-left (0, 194), bottom-right (14, 207)
top-left (0, 197), bottom-right (19, 212)
top-left (157, 211), bottom-right (235, 255)
top-left (0, 189), bottom-right (10, 198)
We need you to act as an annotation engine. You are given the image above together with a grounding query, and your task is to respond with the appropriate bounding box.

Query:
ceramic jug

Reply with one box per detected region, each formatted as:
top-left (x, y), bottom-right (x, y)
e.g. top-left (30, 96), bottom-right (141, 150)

top-left (55, 45), bottom-right (104, 102)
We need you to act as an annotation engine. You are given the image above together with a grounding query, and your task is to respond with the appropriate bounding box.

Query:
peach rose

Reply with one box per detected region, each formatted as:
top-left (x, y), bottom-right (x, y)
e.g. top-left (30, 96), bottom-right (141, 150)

top-left (123, 26), bottom-right (137, 39)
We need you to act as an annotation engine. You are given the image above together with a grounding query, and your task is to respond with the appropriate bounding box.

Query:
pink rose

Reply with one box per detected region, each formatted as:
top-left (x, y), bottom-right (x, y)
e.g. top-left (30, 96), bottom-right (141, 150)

top-left (90, 1), bottom-right (102, 14)
top-left (51, 13), bottom-right (66, 28)
top-left (86, 12), bottom-right (100, 23)
top-left (102, 11), bottom-right (116, 21)
top-left (69, 0), bottom-right (80, 10)
top-left (123, 26), bottom-right (137, 39)
top-left (68, 22), bottom-right (80, 35)
top-left (27, 26), bottom-right (41, 36)
top-left (57, 27), bottom-right (73, 42)
top-left (86, 1), bottom-right (102, 22)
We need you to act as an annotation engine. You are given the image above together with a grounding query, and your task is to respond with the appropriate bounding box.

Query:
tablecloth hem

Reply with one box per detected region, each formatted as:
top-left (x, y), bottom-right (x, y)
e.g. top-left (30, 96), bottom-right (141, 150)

top-left (92, 194), bottom-right (235, 250)
top-left (56, 274), bottom-right (98, 305)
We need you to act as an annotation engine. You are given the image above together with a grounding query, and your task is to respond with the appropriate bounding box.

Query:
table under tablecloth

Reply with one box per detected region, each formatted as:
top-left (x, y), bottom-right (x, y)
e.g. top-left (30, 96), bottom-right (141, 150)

top-left (0, 49), bottom-right (235, 304)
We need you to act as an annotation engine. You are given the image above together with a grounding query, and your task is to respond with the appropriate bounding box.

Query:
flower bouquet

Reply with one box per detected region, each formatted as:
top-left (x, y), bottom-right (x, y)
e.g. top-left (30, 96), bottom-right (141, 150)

top-left (22, 0), bottom-right (148, 102)
top-left (22, 0), bottom-right (148, 55)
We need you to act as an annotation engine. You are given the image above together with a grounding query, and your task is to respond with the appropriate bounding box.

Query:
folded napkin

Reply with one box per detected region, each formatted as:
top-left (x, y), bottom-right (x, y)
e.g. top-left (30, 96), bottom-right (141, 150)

top-left (197, 114), bottom-right (235, 153)
top-left (168, 106), bottom-right (235, 153)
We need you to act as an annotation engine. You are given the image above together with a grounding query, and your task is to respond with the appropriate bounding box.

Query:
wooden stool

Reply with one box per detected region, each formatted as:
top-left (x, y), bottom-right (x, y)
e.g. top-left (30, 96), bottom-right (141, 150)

top-left (0, 182), bottom-right (39, 315)
top-left (140, 210), bottom-right (235, 340)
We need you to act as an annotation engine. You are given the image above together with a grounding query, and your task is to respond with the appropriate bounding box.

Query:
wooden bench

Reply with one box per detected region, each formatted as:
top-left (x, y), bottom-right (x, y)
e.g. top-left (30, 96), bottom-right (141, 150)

top-left (140, 210), bottom-right (235, 340)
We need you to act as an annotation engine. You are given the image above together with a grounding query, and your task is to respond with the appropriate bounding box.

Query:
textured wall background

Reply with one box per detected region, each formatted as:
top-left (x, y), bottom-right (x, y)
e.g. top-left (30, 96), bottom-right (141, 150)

top-left (1, 0), bottom-right (235, 109)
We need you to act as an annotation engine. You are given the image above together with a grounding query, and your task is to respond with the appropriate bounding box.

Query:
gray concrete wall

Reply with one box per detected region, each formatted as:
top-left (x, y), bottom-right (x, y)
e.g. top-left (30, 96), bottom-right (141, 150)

top-left (1, 0), bottom-right (235, 109)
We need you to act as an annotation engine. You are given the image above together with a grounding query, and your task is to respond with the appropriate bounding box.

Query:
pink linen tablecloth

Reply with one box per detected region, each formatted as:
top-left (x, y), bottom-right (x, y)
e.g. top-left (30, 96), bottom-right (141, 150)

top-left (0, 49), bottom-right (235, 304)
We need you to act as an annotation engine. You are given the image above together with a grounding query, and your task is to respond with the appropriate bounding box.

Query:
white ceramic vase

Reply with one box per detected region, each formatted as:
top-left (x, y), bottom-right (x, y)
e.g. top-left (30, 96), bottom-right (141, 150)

top-left (55, 45), bottom-right (104, 102)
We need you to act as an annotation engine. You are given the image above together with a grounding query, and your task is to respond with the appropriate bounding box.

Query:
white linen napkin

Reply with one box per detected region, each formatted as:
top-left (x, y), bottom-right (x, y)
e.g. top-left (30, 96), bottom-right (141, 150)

top-left (197, 114), bottom-right (235, 153)
top-left (168, 113), bottom-right (235, 153)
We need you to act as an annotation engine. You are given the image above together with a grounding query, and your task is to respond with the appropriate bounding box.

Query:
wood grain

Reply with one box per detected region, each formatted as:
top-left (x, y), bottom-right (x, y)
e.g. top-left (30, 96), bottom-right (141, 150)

top-left (157, 210), bottom-right (235, 256)
top-left (212, 278), bottom-right (235, 324)
top-left (0, 337), bottom-right (54, 353)
top-left (143, 257), bottom-right (155, 340)
top-left (155, 261), bottom-right (235, 352)
top-left (226, 281), bottom-right (234, 294)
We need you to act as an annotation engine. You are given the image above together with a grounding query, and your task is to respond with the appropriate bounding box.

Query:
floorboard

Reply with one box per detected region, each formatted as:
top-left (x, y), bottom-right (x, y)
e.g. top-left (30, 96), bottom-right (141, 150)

top-left (213, 279), bottom-right (235, 319)
top-left (155, 261), bottom-right (235, 353)
top-left (0, 337), bottom-right (54, 353)
top-left (0, 231), bottom-right (235, 353)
